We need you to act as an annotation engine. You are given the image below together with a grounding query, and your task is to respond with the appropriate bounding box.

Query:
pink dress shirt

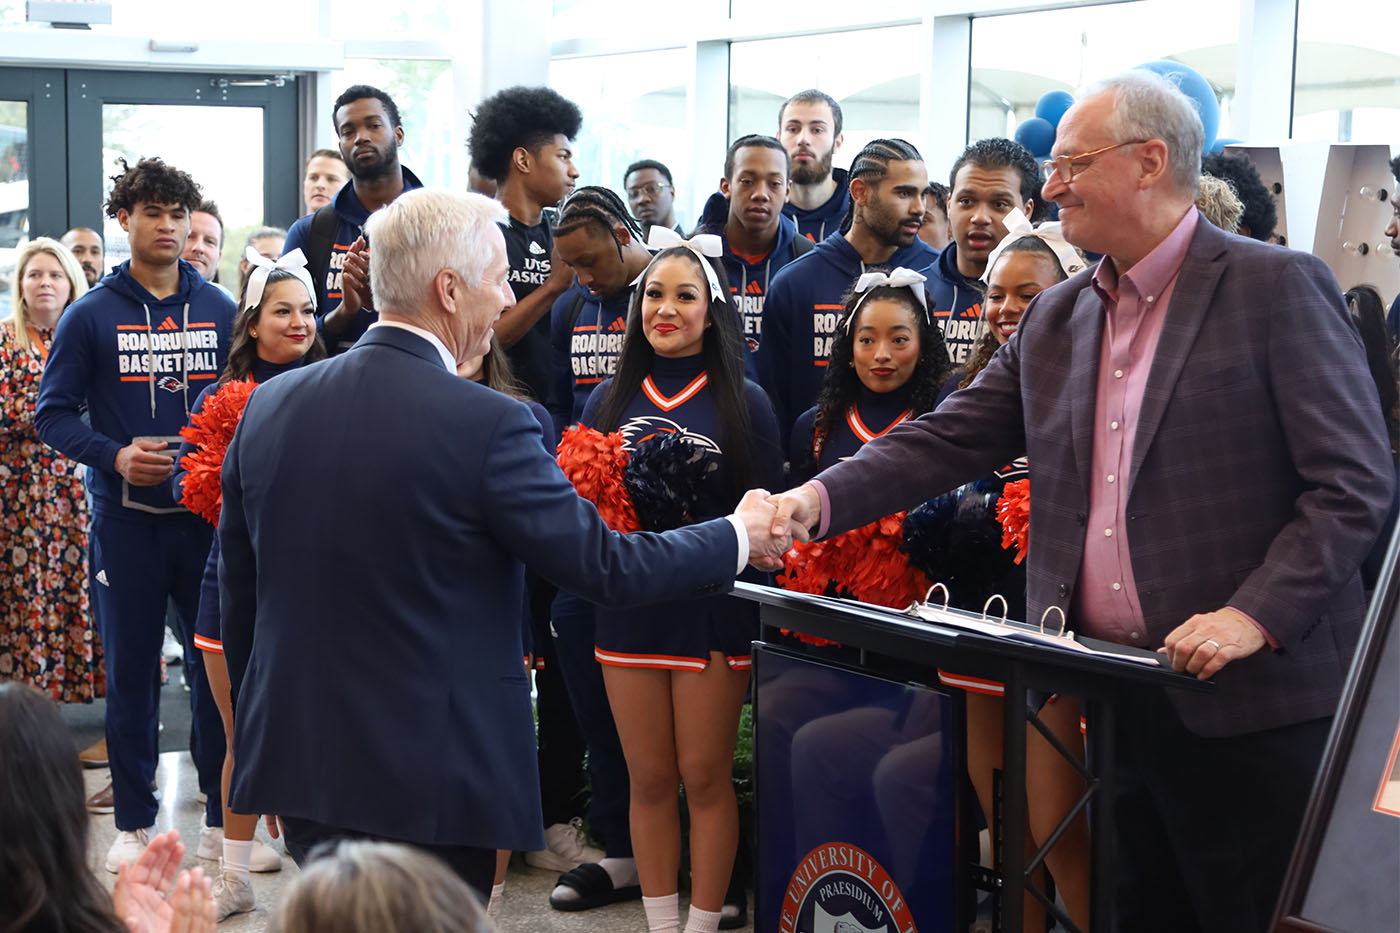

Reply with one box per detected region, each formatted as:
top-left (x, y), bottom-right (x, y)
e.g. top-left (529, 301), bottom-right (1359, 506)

top-left (1072, 208), bottom-right (1199, 644)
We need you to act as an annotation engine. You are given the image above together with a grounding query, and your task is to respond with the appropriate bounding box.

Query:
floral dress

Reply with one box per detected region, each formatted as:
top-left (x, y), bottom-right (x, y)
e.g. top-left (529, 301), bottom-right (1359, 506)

top-left (0, 322), bottom-right (104, 701)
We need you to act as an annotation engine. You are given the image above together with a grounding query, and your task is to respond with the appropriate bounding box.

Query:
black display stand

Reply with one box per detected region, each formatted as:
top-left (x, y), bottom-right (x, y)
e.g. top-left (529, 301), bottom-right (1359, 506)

top-left (734, 581), bottom-right (1211, 933)
top-left (1272, 530), bottom-right (1400, 932)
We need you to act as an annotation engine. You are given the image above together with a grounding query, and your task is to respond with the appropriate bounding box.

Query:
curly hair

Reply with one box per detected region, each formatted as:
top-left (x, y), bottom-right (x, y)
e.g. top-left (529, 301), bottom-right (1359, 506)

top-left (1201, 152), bottom-right (1277, 242)
top-left (811, 285), bottom-right (952, 446)
top-left (104, 157), bottom-right (202, 218)
top-left (1195, 173), bottom-right (1243, 233)
top-left (469, 86), bottom-right (583, 184)
top-left (1392, 154), bottom-right (1400, 184)
top-left (950, 137), bottom-right (1045, 221)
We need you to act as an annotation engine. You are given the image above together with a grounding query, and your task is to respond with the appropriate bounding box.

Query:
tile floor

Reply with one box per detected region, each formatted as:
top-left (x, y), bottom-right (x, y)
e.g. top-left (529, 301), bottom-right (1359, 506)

top-left (86, 751), bottom-right (753, 932)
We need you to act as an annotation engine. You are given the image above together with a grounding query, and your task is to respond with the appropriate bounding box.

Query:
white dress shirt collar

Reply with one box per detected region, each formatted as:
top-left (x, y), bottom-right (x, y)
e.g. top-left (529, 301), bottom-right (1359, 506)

top-left (369, 320), bottom-right (457, 372)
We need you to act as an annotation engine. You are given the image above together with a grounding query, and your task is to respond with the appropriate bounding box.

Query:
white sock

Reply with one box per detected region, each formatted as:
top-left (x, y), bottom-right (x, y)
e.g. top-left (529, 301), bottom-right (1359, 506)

top-left (684, 906), bottom-right (722, 933)
top-left (599, 856), bottom-right (638, 888)
top-left (222, 838), bottom-right (253, 878)
top-left (486, 881), bottom-right (505, 920)
top-left (643, 893), bottom-right (680, 932)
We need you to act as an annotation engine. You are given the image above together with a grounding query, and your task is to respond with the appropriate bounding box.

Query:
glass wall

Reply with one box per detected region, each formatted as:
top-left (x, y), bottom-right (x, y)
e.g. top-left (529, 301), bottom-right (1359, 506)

top-left (970, 0), bottom-right (1239, 145)
top-left (1292, 0), bottom-right (1400, 143)
top-left (0, 98), bottom-right (25, 316)
top-left (550, 49), bottom-right (691, 223)
top-left (729, 25), bottom-right (925, 165)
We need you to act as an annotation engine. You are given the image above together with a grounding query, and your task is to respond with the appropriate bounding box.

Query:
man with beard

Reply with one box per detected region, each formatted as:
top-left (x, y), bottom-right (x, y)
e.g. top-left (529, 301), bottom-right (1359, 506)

top-left (926, 138), bottom-right (1040, 365)
top-left (623, 159), bottom-right (680, 240)
top-left (61, 226), bottom-right (105, 287)
top-left (282, 85), bottom-right (423, 353)
top-left (779, 89), bottom-right (848, 243)
top-left (757, 138), bottom-right (936, 435)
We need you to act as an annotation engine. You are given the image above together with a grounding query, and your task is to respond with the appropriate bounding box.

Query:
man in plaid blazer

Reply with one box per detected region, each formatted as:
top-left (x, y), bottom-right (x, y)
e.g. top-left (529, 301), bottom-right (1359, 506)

top-left (766, 72), bottom-right (1394, 932)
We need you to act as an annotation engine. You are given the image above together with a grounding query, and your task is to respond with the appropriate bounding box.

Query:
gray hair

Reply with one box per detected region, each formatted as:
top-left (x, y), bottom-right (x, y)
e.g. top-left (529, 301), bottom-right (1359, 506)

top-left (242, 226), bottom-right (287, 250)
top-left (1085, 70), bottom-right (1204, 195)
top-left (270, 840), bottom-right (493, 933)
top-left (365, 189), bottom-right (507, 316)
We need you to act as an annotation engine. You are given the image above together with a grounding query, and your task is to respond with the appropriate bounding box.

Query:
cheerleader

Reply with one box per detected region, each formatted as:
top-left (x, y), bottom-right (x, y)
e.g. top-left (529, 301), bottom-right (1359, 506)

top-left (790, 269), bottom-right (952, 487)
top-left (579, 235), bottom-right (782, 933)
top-left (172, 249), bottom-right (325, 920)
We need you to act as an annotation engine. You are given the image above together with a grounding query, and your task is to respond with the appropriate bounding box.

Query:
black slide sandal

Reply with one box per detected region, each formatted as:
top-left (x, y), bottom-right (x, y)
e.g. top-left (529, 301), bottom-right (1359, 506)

top-left (548, 862), bottom-right (643, 911)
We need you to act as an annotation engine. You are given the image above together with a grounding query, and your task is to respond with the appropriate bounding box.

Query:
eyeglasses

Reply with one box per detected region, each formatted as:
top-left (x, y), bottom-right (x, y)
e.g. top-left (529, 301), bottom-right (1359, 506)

top-left (626, 182), bottom-right (672, 199)
top-left (1040, 141), bottom-right (1149, 184)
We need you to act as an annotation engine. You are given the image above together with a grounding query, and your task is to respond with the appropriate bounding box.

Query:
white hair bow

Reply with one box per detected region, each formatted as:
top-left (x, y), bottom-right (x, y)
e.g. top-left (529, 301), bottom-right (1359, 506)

top-left (243, 246), bottom-right (316, 311)
top-left (847, 267), bottom-right (929, 331)
top-left (980, 208), bottom-right (1085, 283)
top-left (641, 226), bottom-right (727, 306)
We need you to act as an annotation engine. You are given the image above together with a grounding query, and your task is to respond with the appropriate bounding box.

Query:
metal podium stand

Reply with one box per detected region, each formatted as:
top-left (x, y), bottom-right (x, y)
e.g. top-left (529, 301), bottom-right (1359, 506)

top-left (733, 581), bottom-right (1210, 933)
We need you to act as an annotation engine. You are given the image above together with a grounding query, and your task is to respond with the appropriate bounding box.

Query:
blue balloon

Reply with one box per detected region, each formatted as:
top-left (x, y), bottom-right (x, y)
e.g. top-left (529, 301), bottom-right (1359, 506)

top-left (1014, 117), bottom-right (1057, 161)
top-left (1209, 137), bottom-right (1241, 153)
top-left (1136, 59), bottom-right (1220, 154)
top-left (1034, 90), bottom-right (1076, 128)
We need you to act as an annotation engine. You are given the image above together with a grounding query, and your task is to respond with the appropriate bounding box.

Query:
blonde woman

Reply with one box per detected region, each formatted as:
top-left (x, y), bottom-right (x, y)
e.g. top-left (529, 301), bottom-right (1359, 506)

top-left (0, 238), bottom-right (103, 704)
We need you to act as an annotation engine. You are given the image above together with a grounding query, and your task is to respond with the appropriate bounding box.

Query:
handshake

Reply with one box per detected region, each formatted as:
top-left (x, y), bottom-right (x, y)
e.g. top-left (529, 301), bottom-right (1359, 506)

top-left (733, 486), bottom-right (824, 572)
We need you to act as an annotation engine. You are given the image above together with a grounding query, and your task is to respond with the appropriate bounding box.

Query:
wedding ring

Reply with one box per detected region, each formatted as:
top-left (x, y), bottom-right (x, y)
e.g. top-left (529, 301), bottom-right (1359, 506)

top-left (1206, 639), bottom-right (1222, 651)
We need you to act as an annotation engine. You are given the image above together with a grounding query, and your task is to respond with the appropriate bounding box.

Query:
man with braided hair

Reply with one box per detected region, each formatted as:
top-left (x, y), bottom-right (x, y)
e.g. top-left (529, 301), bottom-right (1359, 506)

top-left (469, 85), bottom-right (582, 402)
top-left (756, 138), bottom-right (937, 436)
top-left (542, 184), bottom-right (656, 912)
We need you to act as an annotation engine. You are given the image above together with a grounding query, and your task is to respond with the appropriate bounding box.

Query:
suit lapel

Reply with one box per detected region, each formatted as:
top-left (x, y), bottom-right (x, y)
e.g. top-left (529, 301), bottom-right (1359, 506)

top-left (1070, 286), bottom-right (1106, 498)
top-left (1127, 226), bottom-right (1227, 492)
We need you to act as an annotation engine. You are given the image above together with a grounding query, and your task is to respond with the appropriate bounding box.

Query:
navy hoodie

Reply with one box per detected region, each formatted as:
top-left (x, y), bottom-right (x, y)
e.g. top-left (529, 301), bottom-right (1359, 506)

top-left (546, 281), bottom-right (631, 439)
top-left (282, 166), bottom-right (425, 353)
top-left (782, 167), bottom-right (851, 243)
top-left (696, 191), bottom-right (810, 365)
top-left (756, 231), bottom-right (938, 436)
top-left (36, 259), bottom-right (234, 516)
top-left (925, 240), bottom-right (989, 366)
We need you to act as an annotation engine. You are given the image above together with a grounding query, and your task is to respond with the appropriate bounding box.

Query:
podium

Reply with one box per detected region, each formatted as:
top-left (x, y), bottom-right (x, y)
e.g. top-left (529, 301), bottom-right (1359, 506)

top-left (733, 581), bottom-right (1210, 933)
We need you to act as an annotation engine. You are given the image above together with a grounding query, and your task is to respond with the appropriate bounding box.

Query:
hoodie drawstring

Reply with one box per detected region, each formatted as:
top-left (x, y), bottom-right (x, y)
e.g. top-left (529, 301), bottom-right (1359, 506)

top-left (141, 301), bottom-right (193, 418)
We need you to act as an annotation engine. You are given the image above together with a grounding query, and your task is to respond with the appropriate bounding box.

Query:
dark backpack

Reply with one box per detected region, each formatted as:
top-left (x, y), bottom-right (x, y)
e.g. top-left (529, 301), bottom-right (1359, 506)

top-left (303, 204), bottom-right (339, 313)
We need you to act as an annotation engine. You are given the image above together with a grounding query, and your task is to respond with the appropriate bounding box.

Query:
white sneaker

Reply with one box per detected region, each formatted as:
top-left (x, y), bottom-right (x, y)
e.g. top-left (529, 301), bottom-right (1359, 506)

top-left (524, 819), bottom-right (604, 872)
top-left (197, 822), bottom-right (284, 872)
top-left (105, 826), bottom-right (152, 873)
top-left (212, 868), bottom-right (256, 921)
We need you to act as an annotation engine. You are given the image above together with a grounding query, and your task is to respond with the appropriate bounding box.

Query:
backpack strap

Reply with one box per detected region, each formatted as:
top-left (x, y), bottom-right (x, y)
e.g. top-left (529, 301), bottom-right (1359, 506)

top-left (565, 291), bottom-right (588, 332)
top-left (789, 233), bottom-right (815, 261)
top-left (304, 204), bottom-right (339, 313)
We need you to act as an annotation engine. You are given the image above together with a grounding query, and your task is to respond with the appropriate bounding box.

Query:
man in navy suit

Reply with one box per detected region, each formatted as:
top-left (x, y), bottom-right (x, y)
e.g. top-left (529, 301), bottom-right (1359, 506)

top-left (218, 189), bottom-right (791, 897)
top-left (768, 71), bottom-right (1394, 932)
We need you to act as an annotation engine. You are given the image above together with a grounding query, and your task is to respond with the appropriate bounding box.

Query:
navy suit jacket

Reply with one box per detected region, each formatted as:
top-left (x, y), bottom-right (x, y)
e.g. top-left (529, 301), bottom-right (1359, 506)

top-left (219, 326), bottom-right (738, 850)
top-left (816, 220), bottom-right (1395, 737)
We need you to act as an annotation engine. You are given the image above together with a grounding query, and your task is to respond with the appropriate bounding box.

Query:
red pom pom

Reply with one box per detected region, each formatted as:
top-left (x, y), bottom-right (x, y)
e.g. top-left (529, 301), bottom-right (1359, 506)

top-left (777, 510), bottom-right (930, 621)
top-left (996, 478), bottom-right (1030, 564)
top-left (178, 379), bottom-right (259, 526)
top-left (556, 425), bottom-right (640, 533)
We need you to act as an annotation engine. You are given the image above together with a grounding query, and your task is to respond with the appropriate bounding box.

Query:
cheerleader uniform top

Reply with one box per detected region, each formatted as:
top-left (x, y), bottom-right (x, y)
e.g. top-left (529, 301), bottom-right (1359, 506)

top-left (788, 380), bottom-right (917, 487)
top-left (173, 355), bottom-right (307, 653)
top-left (579, 351), bottom-right (783, 672)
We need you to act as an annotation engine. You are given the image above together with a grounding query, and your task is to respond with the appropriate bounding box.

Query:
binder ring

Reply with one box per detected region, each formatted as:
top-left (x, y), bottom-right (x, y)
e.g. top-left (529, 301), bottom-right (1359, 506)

top-left (982, 593), bottom-right (1008, 624)
top-left (1040, 605), bottom-right (1067, 637)
top-left (923, 583), bottom-right (951, 610)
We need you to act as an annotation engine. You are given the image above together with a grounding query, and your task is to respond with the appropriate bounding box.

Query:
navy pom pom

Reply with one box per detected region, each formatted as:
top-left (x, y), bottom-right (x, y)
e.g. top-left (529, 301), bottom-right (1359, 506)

top-left (624, 432), bottom-right (718, 532)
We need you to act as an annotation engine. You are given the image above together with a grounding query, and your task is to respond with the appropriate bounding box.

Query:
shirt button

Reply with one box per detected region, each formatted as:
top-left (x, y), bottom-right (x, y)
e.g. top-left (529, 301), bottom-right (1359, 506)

top-left (1145, 295), bottom-right (1155, 303)
top-left (1114, 369), bottom-right (1124, 378)
top-left (1111, 421), bottom-right (1120, 430)
top-left (1106, 474), bottom-right (1116, 483)
top-left (1104, 528), bottom-right (1113, 537)
top-left (1112, 582), bottom-right (1122, 591)
top-left (1130, 631), bottom-right (1141, 641)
